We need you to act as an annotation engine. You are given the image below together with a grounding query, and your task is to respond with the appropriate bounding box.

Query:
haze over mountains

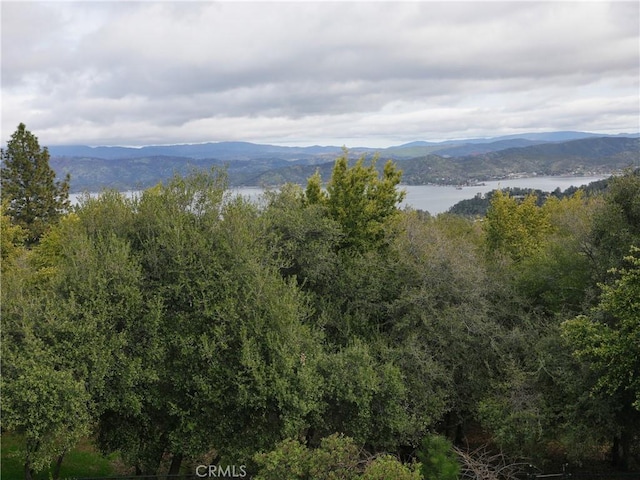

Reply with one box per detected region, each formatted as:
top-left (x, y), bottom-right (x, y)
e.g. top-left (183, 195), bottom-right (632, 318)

top-left (48, 131), bottom-right (640, 193)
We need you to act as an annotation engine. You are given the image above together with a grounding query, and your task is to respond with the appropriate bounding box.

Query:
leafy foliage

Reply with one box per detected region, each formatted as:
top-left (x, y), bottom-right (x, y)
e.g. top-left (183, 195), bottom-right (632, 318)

top-left (514, 191), bottom-right (598, 315)
top-left (87, 171), bottom-right (325, 473)
top-left (306, 149), bottom-right (405, 252)
top-left (590, 169), bottom-right (640, 280)
top-left (4, 128), bottom-right (640, 476)
top-left (254, 433), bottom-right (422, 480)
top-left (1, 344), bottom-right (91, 476)
top-left (484, 190), bottom-right (552, 262)
top-left (0, 217), bottom-right (95, 478)
top-left (361, 455), bottom-right (422, 480)
top-left (562, 247), bottom-right (640, 410)
top-left (0, 200), bottom-right (26, 272)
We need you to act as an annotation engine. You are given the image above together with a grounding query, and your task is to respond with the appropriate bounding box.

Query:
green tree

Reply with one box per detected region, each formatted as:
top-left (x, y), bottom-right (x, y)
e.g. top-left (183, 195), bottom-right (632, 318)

top-left (12, 208), bottom-right (158, 479)
top-left (0, 216), bottom-right (97, 480)
top-left (267, 180), bottom-right (498, 451)
top-left (1, 349), bottom-right (91, 480)
top-left (515, 191), bottom-right (598, 315)
top-left (1, 200), bottom-right (26, 273)
top-left (263, 183), bottom-right (414, 450)
top-left (262, 183), bottom-right (343, 294)
top-left (0, 192), bottom-right (164, 478)
top-left (79, 171), bottom-right (324, 474)
top-left (476, 359), bottom-right (552, 460)
top-left (483, 190), bottom-right (551, 263)
top-left (253, 438), bottom-right (312, 480)
top-left (590, 169), bottom-right (640, 281)
top-left (306, 150), bottom-right (405, 252)
top-left (417, 434), bottom-right (459, 480)
top-left (390, 212), bottom-right (496, 443)
top-left (254, 434), bottom-right (361, 480)
top-left (314, 340), bottom-right (410, 449)
top-left (562, 247), bottom-right (640, 468)
top-left (1, 123), bottom-right (70, 244)
top-left (44, 214), bottom-right (161, 475)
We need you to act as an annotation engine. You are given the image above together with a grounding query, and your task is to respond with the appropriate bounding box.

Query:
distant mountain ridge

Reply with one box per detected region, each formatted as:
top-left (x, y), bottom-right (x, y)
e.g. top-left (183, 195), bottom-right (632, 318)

top-left (46, 132), bottom-right (639, 192)
top-left (48, 142), bottom-right (347, 161)
top-left (397, 136), bottom-right (639, 185)
top-left (48, 131), bottom-right (639, 160)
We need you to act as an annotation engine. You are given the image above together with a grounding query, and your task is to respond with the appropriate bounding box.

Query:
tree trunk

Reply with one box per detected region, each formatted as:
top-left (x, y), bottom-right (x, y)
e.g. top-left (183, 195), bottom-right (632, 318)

top-left (611, 433), bottom-right (630, 471)
top-left (53, 452), bottom-right (66, 480)
top-left (168, 452), bottom-right (183, 477)
top-left (443, 411), bottom-right (463, 444)
top-left (619, 427), bottom-right (631, 471)
top-left (24, 461), bottom-right (34, 480)
top-left (612, 404), bottom-right (636, 471)
top-left (611, 435), bottom-right (621, 468)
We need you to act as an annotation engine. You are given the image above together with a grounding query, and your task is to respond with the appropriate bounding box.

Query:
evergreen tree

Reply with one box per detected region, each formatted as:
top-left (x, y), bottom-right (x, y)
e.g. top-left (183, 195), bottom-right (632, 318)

top-left (1, 123), bottom-right (70, 244)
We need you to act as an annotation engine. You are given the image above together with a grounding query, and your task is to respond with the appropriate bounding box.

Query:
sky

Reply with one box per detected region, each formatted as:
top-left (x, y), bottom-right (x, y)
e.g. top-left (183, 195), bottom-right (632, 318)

top-left (2, 1), bottom-right (639, 148)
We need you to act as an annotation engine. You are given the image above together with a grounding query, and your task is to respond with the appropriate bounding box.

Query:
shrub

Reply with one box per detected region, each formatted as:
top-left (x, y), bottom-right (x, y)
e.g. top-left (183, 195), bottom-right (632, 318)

top-left (417, 433), bottom-right (460, 480)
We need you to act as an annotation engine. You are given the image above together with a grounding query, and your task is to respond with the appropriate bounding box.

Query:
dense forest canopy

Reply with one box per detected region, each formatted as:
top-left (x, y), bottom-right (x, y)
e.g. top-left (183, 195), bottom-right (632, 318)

top-left (2, 125), bottom-right (639, 479)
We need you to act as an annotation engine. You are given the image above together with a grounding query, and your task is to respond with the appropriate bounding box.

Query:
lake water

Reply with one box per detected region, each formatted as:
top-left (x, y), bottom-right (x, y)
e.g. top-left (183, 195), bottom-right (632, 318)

top-left (398, 175), bottom-right (608, 214)
top-left (228, 175), bottom-right (608, 215)
top-left (71, 175), bottom-right (608, 215)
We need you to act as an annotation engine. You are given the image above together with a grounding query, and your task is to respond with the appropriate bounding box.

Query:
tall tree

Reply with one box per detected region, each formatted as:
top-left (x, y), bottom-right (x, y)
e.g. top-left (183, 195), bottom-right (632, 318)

top-left (390, 212), bottom-right (497, 444)
top-left (1, 215), bottom-right (96, 480)
top-left (306, 150), bottom-right (405, 252)
top-left (81, 171), bottom-right (324, 475)
top-left (514, 191), bottom-right (598, 315)
top-left (590, 169), bottom-right (640, 281)
top-left (562, 247), bottom-right (640, 469)
top-left (483, 190), bottom-right (552, 263)
top-left (1, 123), bottom-right (70, 244)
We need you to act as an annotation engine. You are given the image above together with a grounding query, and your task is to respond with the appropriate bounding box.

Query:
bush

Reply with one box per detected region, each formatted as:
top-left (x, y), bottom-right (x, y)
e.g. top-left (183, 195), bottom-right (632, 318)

top-left (417, 433), bottom-right (460, 480)
top-left (254, 433), bottom-right (425, 480)
top-left (254, 434), bottom-right (360, 480)
top-left (361, 454), bottom-right (422, 480)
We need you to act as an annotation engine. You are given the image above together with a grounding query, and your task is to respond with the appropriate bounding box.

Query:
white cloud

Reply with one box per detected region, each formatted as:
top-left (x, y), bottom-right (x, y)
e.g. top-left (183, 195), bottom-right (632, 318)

top-left (2, 1), bottom-right (638, 147)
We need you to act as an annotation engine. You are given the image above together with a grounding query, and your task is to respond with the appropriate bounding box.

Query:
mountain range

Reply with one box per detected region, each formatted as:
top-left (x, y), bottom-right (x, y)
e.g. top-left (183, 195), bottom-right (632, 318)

top-left (47, 132), bottom-right (640, 192)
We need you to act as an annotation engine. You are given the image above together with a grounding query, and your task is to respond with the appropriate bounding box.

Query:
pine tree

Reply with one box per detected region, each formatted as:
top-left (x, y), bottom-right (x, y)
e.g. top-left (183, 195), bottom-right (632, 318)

top-left (1, 123), bottom-right (70, 244)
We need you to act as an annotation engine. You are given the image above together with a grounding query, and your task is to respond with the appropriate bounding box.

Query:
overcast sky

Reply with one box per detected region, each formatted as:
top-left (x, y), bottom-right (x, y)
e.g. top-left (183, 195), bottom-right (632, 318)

top-left (2, 1), bottom-right (639, 148)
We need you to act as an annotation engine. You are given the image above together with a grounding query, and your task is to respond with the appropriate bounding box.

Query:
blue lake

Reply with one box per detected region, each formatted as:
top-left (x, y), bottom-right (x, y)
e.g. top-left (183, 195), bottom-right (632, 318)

top-left (71, 175), bottom-right (608, 215)
top-left (398, 175), bottom-right (608, 214)
top-left (229, 175), bottom-right (608, 215)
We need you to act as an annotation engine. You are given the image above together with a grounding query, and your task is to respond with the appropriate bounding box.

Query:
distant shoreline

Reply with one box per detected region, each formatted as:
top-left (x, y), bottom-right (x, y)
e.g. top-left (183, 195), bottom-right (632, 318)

top-left (70, 174), bottom-right (611, 215)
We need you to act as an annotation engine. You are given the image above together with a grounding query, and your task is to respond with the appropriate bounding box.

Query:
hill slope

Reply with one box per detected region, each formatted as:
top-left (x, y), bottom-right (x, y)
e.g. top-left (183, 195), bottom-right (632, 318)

top-left (249, 137), bottom-right (639, 186)
top-left (398, 136), bottom-right (639, 185)
top-left (48, 136), bottom-right (639, 192)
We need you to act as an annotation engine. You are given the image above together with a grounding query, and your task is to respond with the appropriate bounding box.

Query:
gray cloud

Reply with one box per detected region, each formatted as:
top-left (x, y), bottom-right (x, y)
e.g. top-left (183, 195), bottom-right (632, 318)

top-left (2, 1), bottom-right (638, 147)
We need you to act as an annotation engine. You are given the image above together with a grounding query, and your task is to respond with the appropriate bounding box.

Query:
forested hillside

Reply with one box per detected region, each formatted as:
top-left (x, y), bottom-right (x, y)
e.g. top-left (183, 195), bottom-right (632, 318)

top-left (252, 137), bottom-right (637, 186)
top-left (49, 136), bottom-right (639, 192)
top-left (448, 176), bottom-right (611, 217)
top-left (2, 126), bottom-right (640, 479)
top-left (397, 137), bottom-right (639, 185)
